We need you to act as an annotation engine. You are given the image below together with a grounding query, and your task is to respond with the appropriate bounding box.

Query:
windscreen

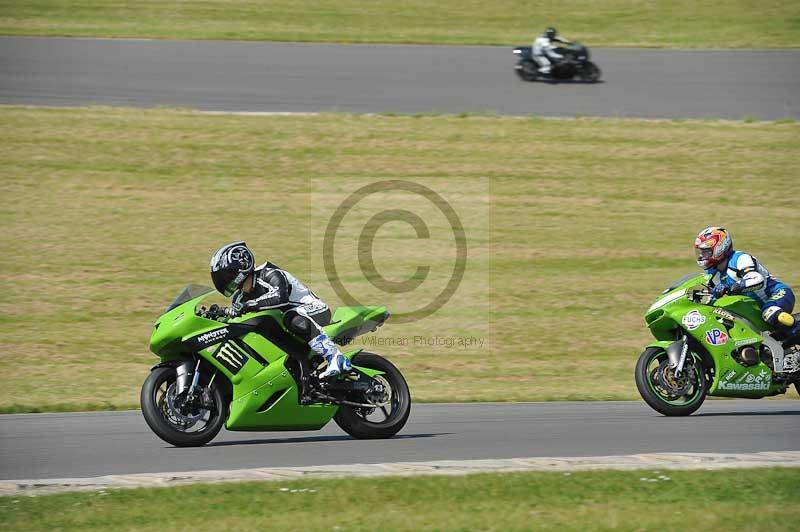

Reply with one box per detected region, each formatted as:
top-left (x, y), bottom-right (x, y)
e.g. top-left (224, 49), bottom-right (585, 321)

top-left (166, 284), bottom-right (214, 312)
top-left (662, 273), bottom-right (701, 294)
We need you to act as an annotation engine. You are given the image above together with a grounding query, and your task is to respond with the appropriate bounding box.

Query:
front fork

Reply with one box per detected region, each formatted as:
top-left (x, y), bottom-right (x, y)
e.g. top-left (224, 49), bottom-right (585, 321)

top-left (175, 358), bottom-right (216, 409)
top-left (666, 334), bottom-right (689, 377)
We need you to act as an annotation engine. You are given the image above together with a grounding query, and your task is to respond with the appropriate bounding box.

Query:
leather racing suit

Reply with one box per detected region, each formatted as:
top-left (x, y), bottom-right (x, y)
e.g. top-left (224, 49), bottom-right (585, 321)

top-left (532, 35), bottom-right (567, 74)
top-left (708, 250), bottom-right (796, 328)
top-left (230, 262), bottom-right (351, 381)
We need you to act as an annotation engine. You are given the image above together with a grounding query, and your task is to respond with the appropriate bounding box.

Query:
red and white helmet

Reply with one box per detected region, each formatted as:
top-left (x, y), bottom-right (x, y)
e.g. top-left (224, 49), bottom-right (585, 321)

top-left (694, 227), bottom-right (732, 269)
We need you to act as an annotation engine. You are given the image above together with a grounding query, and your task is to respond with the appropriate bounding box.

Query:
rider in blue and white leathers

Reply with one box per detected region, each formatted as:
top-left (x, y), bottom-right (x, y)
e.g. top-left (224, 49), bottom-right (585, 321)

top-left (694, 227), bottom-right (797, 332)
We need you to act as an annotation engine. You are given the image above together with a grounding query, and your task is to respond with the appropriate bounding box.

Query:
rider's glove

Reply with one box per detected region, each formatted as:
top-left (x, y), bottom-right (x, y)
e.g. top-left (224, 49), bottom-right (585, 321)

top-left (226, 300), bottom-right (258, 318)
top-left (711, 283), bottom-right (730, 300)
top-left (225, 302), bottom-right (243, 318)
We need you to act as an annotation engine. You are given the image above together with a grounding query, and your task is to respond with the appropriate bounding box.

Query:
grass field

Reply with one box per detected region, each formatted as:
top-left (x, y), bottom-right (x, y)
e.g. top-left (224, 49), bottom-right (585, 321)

top-left (1, 1), bottom-right (799, 48)
top-left (1, 106), bottom-right (799, 412)
top-left (3, 468), bottom-right (799, 530)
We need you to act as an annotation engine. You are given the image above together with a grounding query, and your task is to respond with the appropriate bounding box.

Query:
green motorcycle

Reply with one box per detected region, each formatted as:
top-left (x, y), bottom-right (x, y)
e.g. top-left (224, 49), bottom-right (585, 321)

top-left (141, 285), bottom-right (410, 446)
top-left (636, 273), bottom-right (800, 416)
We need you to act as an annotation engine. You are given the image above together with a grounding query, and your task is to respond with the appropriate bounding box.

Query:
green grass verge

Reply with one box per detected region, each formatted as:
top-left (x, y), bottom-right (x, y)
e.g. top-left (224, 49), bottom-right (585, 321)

top-left (1, 106), bottom-right (799, 411)
top-left (1, 1), bottom-right (799, 48)
top-left (3, 468), bottom-right (799, 530)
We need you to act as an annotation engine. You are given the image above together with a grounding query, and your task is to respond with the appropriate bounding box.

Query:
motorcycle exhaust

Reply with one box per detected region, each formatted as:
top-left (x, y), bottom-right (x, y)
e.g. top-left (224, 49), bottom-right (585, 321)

top-left (736, 346), bottom-right (759, 367)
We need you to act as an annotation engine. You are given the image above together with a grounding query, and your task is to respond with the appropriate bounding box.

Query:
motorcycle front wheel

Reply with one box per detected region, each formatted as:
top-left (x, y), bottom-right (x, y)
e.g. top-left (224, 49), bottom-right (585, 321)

top-left (580, 62), bottom-right (601, 83)
top-left (141, 366), bottom-right (226, 447)
top-left (515, 60), bottom-right (538, 82)
top-left (334, 352), bottom-right (411, 439)
top-left (635, 347), bottom-right (707, 416)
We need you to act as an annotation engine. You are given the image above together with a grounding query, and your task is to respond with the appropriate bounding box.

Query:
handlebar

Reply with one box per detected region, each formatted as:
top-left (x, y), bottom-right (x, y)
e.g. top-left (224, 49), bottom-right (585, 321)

top-left (197, 304), bottom-right (227, 320)
top-left (690, 287), bottom-right (714, 305)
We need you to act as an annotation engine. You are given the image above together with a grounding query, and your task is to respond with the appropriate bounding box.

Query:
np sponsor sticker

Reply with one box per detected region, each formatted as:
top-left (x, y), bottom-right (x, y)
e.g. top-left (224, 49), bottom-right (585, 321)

top-left (705, 328), bottom-right (728, 346)
top-left (682, 310), bottom-right (706, 330)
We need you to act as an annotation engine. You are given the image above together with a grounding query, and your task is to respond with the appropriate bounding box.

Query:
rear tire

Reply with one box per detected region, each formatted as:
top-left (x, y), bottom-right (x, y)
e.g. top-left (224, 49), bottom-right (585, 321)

top-left (141, 366), bottom-right (226, 447)
top-left (334, 353), bottom-right (411, 439)
top-left (635, 347), bottom-right (707, 416)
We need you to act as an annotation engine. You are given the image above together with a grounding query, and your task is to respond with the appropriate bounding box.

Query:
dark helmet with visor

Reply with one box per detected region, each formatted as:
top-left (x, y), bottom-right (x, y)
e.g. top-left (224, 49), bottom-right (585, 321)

top-left (545, 27), bottom-right (557, 39)
top-left (210, 241), bottom-right (255, 296)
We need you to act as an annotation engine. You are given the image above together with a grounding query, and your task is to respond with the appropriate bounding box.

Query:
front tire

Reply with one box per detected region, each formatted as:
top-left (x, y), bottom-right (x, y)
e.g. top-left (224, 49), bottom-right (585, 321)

top-left (635, 347), bottom-right (707, 416)
top-left (580, 62), bottom-right (601, 83)
top-left (515, 60), bottom-right (538, 82)
top-left (334, 353), bottom-right (411, 439)
top-left (141, 366), bottom-right (226, 447)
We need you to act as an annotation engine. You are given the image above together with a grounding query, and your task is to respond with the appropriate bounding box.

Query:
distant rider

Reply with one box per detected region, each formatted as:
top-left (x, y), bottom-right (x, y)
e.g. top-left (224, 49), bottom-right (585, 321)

top-left (694, 227), bottom-right (798, 334)
top-left (209, 241), bottom-right (352, 383)
top-left (532, 27), bottom-right (570, 76)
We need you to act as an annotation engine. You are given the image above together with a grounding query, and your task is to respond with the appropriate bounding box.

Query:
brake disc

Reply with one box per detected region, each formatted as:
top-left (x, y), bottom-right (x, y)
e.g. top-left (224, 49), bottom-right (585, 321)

top-left (165, 383), bottom-right (205, 428)
top-left (365, 375), bottom-right (392, 407)
top-left (655, 361), bottom-right (692, 398)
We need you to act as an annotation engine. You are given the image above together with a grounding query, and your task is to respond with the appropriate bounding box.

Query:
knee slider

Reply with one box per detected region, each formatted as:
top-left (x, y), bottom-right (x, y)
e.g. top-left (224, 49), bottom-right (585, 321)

top-left (763, 306), bottom-right (794, 327)
top-left (778, 312), bottom-right (795, 327)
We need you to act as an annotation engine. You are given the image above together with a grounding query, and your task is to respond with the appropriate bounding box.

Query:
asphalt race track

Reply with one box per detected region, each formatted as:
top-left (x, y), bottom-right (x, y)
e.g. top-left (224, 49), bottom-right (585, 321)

top-left (1, 37), bottom-right (799, 119)
top-left (1, 401), bottom-right (797, 480)
top-left (1, 36), bottom-right (799, 484)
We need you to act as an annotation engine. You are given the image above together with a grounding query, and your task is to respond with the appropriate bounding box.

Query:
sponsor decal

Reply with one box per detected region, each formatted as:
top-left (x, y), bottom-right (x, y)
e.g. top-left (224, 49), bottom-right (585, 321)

top-left (196, 327), bottom-right (229, 345)
top-left (734, 337), bottom-right (760, 347)
top-left (682, 310), bottom-right (706, 330)
top-left (214, 342), bottom-right (249, 374)
top-left (762, 306), bottom-right (781, 323)
top-left (718, 367), bottom-right (770, 391)
top-left (718, 381), bottom-right (770, 391)
top-left (769, 289), bottom-right (786, 301)
top-left (712, 308), bottom-right (736, 321)
top-left (304, 301), bottom-right (329, 315)
top-left (705, 328), bottom-right (728, 346)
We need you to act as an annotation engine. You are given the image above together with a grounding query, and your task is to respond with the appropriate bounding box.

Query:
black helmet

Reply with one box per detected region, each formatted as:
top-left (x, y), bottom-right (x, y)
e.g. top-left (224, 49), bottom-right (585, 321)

top-left (545, 27), bottom-right (557, 39)
top-left (210, 241), bottom-right (255, 296)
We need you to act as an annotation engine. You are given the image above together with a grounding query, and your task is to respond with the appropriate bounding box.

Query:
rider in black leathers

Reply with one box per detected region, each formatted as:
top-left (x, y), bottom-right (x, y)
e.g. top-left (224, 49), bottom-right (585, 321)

top-left (209, 241), bottom-right (352, 383)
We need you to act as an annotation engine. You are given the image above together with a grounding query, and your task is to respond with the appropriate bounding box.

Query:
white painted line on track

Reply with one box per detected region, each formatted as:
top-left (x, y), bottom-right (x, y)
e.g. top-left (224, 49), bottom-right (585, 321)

top-left (3, 451), bottom-right (798, 496)
top-left (4, 103), bottom-right (785, 124)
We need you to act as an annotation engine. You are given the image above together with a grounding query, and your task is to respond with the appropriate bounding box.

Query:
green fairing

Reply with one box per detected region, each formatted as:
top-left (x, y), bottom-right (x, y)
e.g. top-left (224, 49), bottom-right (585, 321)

top-left (148, 286), bottom-right (388, 432)
top-left (643, 274), bottom-right (788, 399)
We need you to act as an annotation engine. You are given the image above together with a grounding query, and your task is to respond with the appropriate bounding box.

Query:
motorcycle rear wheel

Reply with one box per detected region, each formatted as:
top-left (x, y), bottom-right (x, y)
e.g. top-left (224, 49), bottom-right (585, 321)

top-left (141, 366), bottom-right (226, 447)
top-left (334, 352), bottom-right (411, 439)
top-left (635, 347), bottom-right (707, 416)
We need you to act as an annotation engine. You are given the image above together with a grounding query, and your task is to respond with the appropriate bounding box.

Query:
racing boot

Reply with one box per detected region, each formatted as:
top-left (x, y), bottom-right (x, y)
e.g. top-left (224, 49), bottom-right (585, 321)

top-left (309, 333), bottom-right (352, 379)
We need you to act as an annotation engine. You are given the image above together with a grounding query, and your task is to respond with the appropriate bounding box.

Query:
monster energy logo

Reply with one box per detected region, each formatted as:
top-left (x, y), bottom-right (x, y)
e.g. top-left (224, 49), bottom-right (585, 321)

top-left (197, 328), bottom-right (229, 344)
top-left (214, 342), bottom-right (249, 374)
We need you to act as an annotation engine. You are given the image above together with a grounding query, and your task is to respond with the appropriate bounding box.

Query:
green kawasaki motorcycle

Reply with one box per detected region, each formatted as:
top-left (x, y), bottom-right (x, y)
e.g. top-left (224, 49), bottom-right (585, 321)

top-left (636, 273), bottom-right (800, 416)
top-left (141, 285), bottom-right (410, 446)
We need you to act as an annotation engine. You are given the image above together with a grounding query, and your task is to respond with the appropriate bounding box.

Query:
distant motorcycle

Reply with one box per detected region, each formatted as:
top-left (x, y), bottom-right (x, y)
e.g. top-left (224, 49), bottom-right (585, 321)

top-left (512, 42), bottom-right (601, 82)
